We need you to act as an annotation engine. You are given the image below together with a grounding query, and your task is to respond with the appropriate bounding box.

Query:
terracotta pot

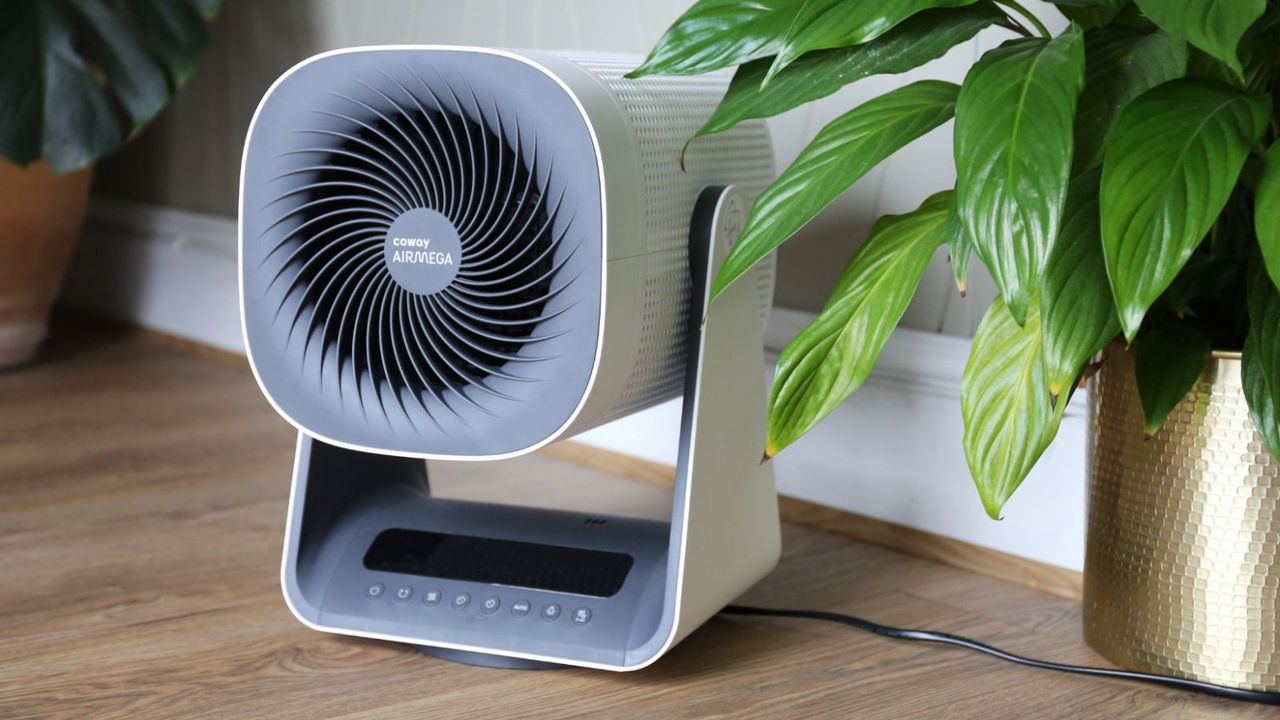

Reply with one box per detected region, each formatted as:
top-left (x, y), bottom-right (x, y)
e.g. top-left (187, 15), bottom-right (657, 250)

top-left (0, 159), bottom-right (94, 368)
top-left (1085, 344), bottom-right (1280, 692)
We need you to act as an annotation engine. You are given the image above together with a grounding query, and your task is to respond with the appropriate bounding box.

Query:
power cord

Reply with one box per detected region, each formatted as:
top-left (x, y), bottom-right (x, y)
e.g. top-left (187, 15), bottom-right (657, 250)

top-left (720, 605), bottom-right (1280, 705)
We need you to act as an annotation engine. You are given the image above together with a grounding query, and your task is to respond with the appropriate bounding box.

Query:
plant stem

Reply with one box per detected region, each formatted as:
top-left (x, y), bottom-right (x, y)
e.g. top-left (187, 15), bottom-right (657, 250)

top-left (996, 16), bottom-right (1034, 38)
top-left (996, 0), bottom-right (1052, 38)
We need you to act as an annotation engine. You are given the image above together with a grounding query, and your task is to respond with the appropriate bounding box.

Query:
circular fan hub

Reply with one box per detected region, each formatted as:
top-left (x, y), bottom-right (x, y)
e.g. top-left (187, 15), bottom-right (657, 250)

top-left (382, 208), bottom-right (462, 296)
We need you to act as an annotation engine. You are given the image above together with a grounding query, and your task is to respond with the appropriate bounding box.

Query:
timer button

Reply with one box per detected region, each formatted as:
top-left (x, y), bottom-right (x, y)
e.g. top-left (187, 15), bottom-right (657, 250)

top-left (452, 592), bottom-right (471, 610)
top-left (366, 582), bottom-right (385, 599)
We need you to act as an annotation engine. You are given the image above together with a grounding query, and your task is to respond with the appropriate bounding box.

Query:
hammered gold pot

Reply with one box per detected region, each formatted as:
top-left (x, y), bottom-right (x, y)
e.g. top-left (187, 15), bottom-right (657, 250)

top-left (1085, 344), bottom-right (1280, 692)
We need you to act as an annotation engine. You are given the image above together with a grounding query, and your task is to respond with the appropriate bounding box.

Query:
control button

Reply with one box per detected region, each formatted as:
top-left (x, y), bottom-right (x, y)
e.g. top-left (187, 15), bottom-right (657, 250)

top-left (511, 600), bottom-right (531, 617)
top-left (541, 603), bottom-right (561, 622)
top-left (394, 585), bottom-right (413, 603)
top-left (571, 607), bottom-right (592, 626)
top-left (452, 592), bottom-right (471, 609)
top-left (481, 596), bottom-right (501, 614)
top-left (422, 589), bottom-right (442, 607)
top-left (366, 582), bottom-right (385, 599)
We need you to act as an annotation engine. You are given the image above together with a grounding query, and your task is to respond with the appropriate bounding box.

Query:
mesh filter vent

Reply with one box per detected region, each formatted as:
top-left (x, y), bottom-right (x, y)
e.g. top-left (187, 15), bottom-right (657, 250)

top-left (561, 55), bottom-right (775, 421)
top-left (242, 51), bottom-right (603, 455)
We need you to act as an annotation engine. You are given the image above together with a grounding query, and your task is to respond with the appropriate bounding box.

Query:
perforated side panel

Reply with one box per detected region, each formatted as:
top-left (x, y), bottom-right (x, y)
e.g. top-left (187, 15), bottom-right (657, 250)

top-left (562, 55), bottom-right (775, 421)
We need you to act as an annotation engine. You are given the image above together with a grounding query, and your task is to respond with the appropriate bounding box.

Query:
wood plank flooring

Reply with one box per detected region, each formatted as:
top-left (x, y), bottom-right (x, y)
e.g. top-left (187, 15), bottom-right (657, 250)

top-left (0, 323), bottom-right (1270, 719)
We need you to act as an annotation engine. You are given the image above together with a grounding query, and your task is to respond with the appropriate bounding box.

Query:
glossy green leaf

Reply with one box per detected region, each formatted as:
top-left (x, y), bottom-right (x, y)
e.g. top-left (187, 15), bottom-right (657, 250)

top-left (762, 0), bottom-right (979, 86)
top-left (962, 297), bottom-right (1064, 519)
top-left (1051, 0), bottom-right (1127, 28)
top-left (1134, 315), bottom-right (1212, 433)
top-left (696, 3), bottom-right (1000, 137)
top-left (1100, 79), bottom-right (1270, 340)
top-left (626, 0), bottom-right (800, 78)
top-left (766, 192), bottom-right (952, 456)
top-left (711, 80), bottom-right (958, 300)
top-left (1134, 0), bottom-right (1265, 79)
top-left (1040, 171), bottom-right (1120, 397)
top-left (948, 208), bottom-right (972, 294)
top-left (1244, 264), bottom-right (1280, 459)
top-left (1071, 27), bottom-right (1186, 174)
top-left (1256, 141), bottom-right (1280, 291)
top-left (953, 28), bottom-right (1086, 325)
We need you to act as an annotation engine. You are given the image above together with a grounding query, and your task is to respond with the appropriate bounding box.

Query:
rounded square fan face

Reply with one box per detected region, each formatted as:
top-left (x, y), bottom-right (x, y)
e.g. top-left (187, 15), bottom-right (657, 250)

top-left (240, 48), bottom-right (604, 457)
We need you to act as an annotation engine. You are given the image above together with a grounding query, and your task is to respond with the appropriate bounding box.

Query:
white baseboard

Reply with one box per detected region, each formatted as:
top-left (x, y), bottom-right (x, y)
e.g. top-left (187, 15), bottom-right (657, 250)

top-left (69, 199), bottom-right (1088, 572)
top-left (66, 200), bottom-right (245, 353)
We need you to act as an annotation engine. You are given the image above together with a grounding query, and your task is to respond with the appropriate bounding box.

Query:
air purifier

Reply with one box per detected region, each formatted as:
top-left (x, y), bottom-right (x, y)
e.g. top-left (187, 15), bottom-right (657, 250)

top-left (239, 46), bottom-right (779, 670)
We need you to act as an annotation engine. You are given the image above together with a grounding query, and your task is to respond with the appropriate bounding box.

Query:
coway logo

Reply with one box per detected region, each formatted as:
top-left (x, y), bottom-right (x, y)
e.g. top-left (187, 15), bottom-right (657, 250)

top-left (390, 237), bottom-right (455, 266)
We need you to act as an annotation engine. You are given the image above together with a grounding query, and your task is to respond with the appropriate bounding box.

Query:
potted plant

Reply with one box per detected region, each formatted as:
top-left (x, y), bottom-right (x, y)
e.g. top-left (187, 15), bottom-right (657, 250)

top-left (631, 0), bottom-right (1280, 692)
top-left (0, 0), bottom-right (221, 367)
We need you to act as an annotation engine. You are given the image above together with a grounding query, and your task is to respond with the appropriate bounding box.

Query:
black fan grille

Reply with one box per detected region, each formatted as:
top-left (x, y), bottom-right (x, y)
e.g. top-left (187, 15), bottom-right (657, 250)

top-left (254, 68), bottom-right (581, 435)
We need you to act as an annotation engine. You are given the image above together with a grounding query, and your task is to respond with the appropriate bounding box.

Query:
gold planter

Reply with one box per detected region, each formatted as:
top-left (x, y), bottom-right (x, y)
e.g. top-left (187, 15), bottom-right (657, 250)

top-left (1085, 345), bottom-right (1280, 692)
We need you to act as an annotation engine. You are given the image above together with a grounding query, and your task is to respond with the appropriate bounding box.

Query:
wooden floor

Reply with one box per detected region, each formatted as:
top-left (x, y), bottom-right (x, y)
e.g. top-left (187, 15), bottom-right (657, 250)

top-left (0, 323), bottom-right (1270, 719)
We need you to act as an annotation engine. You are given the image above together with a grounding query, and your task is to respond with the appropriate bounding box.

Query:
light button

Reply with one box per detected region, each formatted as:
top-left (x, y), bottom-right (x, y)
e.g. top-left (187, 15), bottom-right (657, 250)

top-left (541, 603), bottom-right (561, 622)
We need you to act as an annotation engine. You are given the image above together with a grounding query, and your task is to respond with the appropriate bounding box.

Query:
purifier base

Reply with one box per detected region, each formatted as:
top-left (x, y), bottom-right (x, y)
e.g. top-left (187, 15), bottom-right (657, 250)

top-left (418, 646), bottom-right (566, 670)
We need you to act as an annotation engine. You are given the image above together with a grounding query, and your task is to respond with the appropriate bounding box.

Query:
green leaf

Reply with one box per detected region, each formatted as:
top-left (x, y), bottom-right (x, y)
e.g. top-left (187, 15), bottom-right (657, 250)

top-left (766, 192), bottom-right (952, 456)
top-left (193, 0), bottom-right (223, 19)
top-left (122, 0), bottom-right (212, 89)
top-left (1051, 0), bottom-right (1128, 28)
top-left (1133, 314), bottom-right (1212, 433)
top-left (1040, 171), bottom-right (1120, 397)
top-left (711, 80), bottom-right (958, 300)
top-left (762, 0), bottom-right (979, 86)
top-left (1256, 141), bottom-right (1280, 291)
top-left (1071, 27), bottom-right (1187, 174)
top-left (953, 28), bottom-right (1086, 325)
top-left (37, 3), bottom-right (122, 173)
top-left (948, 208), bottom-right (972, 294)
top-left (1134, 0), bottom-right (1265, 79)
top-left (1159, 254), bottom-right (1240, 318)
top-left (626, 0), bottom-right (801, 78)
top-left (1100, 79), bottom-right (1270, 340)
top-left (68, 0), bottom-right (169, 129)
top-left (962, 296), bottom-right (1064, 519)
top-left (0, 0), bottom-right (218, 172)
top-left (0, 2), bottom-right (43, 165)
top-left (1244, 263), bottom-right (1280, 459)
top-left (697, 3), bottom-right (1000, 137)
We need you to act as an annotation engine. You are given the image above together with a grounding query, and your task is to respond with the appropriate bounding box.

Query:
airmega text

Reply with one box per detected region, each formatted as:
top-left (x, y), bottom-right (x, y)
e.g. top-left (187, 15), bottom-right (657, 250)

top-left (391, 237), bottom-right (454, 266)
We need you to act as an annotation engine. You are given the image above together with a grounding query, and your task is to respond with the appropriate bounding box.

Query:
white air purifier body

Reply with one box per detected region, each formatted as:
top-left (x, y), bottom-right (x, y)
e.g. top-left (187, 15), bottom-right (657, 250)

top-left (240, 46), bottom-right (780, 670)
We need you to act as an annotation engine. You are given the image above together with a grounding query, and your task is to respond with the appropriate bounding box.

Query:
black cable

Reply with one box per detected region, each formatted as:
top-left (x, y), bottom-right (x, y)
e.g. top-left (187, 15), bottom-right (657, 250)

top-left (721, 604), bottom-right (1280, 705)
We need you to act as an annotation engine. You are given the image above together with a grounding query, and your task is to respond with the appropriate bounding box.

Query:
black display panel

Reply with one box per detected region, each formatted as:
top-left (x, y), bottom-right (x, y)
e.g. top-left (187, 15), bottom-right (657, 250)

top-left (363, 529), bottom-right (634, 598)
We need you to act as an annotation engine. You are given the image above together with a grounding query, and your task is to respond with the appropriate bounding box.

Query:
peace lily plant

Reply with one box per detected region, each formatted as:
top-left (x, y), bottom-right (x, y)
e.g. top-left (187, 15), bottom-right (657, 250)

top-left (629, 0), bottom-right (1280, 518)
